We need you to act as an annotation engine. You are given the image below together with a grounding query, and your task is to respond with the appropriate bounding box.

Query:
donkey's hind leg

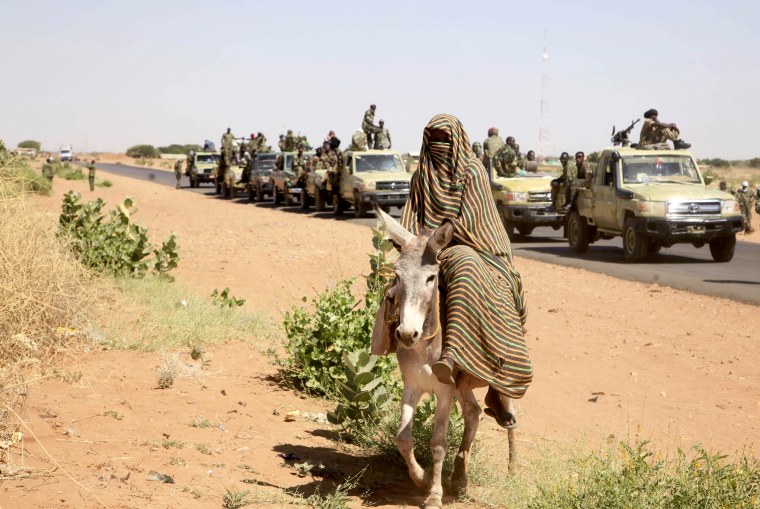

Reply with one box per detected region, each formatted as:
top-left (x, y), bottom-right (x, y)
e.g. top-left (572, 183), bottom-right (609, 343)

top-left (450, 379), bottom-right (482, 494)
top-left (396, 385), bottom-right (428, 491)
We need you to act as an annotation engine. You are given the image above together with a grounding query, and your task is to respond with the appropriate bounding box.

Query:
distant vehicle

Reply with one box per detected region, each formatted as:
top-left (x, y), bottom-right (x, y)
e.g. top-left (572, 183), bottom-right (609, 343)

top-left (247, 152), bottom-right (278, 202)
top-left (186, 151), bottom-right (220, 188)
top-left (59, 145), bottom-right (73, 162)
top-left (270, 152), bottom-right (314, 207)
top-left (329, 149), bottom-right (411, 218)
top-left (15, 148), bottom-right (37, 158)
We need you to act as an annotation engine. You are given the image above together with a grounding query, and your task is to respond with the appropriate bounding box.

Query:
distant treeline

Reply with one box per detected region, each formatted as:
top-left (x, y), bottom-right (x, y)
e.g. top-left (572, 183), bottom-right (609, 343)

top-left (126, 144), bottom-right (203, 158)
top-left (698, 158), bottom-right (760, 168)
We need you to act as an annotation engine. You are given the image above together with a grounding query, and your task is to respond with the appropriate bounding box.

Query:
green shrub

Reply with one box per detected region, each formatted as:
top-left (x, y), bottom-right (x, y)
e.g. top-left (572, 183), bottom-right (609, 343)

top-left (17, 140), bottom-right (41, 151)
top-left (0, 156), bottom-right (50, 196)
top-left (211, 287), bottom-right (246, 308)
top-left (158, 144), bottom-right (203, 155)
top-left (126, 144), bottom-right (160, 158)
top-left (698, 158), bottom-right (731, 168)
top-left (54, 161), bottom-right (85, 180)
top-left (17, 165), bottom-right (52, 195)
top-left (57, 191), bottom-right (179, 278)
top-left (587, 151), bottom-right (600, 163)
top-left (97, 179), bottom-right (113, 188)
top-left (748, 157), bottom-right (760, 169)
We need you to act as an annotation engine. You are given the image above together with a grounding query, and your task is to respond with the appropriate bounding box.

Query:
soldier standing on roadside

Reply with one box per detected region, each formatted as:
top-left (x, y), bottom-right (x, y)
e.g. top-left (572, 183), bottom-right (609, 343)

top-left (737, 181), bottom-right (755, 234)
top-left (374, 120), bottom-right (392, 149)
top-left (362, 104), bottom-right (378, 149)
top-left (483, 127), bottom-right (504, 174)
top-left (87, 160), bottom-right (96, 191)
top-left (174, 159), bottom-right (183, 189)
top-left (42, 157), bottom-right (54, 182)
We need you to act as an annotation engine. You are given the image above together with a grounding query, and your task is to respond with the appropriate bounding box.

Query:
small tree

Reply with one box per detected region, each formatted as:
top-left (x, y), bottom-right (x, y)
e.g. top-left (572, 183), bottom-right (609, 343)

top-left (748, 158), bottom-right (760, 169)
top-left (17, 140), bottom-right (41, 151)
top-left (587, 151), bottom-right (600, 163)
top-left (126, 144), bottom-right (160, 158)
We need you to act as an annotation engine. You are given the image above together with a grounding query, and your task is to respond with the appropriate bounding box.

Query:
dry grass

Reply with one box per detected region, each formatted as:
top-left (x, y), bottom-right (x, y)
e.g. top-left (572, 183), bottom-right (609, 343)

top-left (0, 158), bottom-right (96, 453)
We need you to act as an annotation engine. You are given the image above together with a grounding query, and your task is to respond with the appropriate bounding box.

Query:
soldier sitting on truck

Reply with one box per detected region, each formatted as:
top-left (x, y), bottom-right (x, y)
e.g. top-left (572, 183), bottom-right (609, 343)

top-left (638, 109), bottom-right (691, 150)
top-left (550, 152), bottom-right (577, 212)
top-left (574, 151), bottom-right (593, 180)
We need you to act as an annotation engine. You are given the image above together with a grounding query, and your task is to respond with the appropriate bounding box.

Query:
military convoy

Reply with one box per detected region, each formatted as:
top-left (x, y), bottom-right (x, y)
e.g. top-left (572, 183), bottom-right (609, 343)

top-left (566, 148), bottom-right (743, 262)
top-left (328, 149), bottom-right (411, 218)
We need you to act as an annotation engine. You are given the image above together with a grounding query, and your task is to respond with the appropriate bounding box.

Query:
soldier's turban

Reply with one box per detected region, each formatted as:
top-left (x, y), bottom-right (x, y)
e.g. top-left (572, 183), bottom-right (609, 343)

top-left (644, 109), bottom-right (658, 119)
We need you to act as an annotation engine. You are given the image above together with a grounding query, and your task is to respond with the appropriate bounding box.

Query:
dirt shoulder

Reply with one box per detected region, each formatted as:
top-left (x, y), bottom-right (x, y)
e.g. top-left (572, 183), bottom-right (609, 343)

top-left (7, 172), bottom-right (760, 508)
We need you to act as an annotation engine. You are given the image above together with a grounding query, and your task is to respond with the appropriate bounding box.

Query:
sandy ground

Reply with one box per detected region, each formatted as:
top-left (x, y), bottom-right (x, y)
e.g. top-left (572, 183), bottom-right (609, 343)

top-left (4, 170), bottom-right (760, 508)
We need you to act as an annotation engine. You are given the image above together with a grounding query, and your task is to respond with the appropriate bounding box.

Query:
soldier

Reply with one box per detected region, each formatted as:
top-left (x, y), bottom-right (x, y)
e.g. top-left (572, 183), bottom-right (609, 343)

top-left (221, 128), bottom-right (235, 168)
top-left (526, 150), bottom-right (536, 162)
top-left (351, 130), bottom-right (369, 151)
top-left (278, 134), bottom-right (286, 152)
top-left (174, 159), bottom-right (183, 189)
top-left (374, 119), bottom-right (392, 149)
top-left (87, 160), bottom-right (96, 191)
top-left (362, 104), bottom-right (378, 148)
top-left (471, 142), bottom-right (484, 160)
top-left (737, 181), bottom-right (755, 234)
top-left (321, 139), bottom-right (342, 198)
top-left (550, 152), bottom-right (573, 211)
top-left (639, 109), bottom-right (691, 149)
top-left (483, 127), bottom-right (504, 174)
top-left (574, 151), bottom-right (593, 180)
top-left (42, 157), bottom-right (54, 182)
top-left (297, 135), bottom-right (311, 151)
top-left (719, 180), bottom-right (728, 192)
top-left (284, 130), bottom-right (297, 152)
top-left (254, 132), bottom-right (269, 153)
top-left (494, 136), bottom-right (518, 177)
top-left (513, 142), bottom-right (523, 170)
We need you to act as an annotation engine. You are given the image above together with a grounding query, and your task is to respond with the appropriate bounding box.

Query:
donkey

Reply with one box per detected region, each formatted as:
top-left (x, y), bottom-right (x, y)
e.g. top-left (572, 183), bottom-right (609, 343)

top-left (372, 209), bottom-right (515, 509)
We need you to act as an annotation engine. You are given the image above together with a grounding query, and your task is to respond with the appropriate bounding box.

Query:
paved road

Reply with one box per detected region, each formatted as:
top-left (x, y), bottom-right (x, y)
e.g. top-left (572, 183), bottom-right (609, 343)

top-left (95, 162), bottom-right (760, 305)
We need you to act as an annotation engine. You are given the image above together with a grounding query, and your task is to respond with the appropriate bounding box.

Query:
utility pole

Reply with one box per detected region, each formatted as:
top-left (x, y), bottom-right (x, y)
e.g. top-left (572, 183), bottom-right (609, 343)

top-left (538, 31), bottom-right (551, 161)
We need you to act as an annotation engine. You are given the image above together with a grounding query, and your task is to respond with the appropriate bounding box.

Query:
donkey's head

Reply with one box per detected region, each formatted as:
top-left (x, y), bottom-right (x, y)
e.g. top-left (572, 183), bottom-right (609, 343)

top-left (377, 209), bottom-right (454, 349)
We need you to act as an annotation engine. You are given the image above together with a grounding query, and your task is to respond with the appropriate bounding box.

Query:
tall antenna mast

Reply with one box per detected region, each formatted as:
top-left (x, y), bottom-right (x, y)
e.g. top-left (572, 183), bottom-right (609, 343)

top-left (538, 31), bottom-right (550, 160)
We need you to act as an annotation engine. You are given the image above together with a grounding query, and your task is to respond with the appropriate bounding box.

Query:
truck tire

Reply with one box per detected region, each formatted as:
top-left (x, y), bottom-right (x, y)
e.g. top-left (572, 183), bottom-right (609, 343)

top-left (354, 192), bottom-right (368, 218)
top-left (709, 235), bottom-right (736, 262)
top-left (623, 218), bottom-right (648, 262)
top-left (315, 190), bottom-right (325, 211)
top-left (647, 241), bottom-right (662, 254)
top-left (300, 188), bottom-right (309, 210)
top-left (517, 225), bottom-right (534, 237)
top-left (567, 211), bottom-right (590, 253)
top-left (256, 184), bottom-right (264, 202)
top-left (333, 194), bottom-right (344, 217)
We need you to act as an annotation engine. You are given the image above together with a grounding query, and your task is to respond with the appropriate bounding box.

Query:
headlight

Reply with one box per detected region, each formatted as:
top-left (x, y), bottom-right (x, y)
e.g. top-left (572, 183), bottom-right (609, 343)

top-left (722, 200), bottom-right (739, 214)
top-left (358, 182), bottom-right (376, 191)
top-left (637, 201), bottom-right (666, 216)
top-left (505, 192), bottom-right (528, 201)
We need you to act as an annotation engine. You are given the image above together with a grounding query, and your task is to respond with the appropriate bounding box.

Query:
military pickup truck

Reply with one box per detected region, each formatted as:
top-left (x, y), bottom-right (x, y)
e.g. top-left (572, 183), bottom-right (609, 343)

top-left (247, 152), bottom-right (278, 202)
top-left (490, 163), bottom-right (565, 240)
top-left (566, 147), bottom-right (743, 262)
top-left (329, 150), bottom-right (411, 218)
top-left (187, 151), bottom-right (219, 188)
top-left (303, 163), bottom-right (329, 211)
top-left (270, 152), bottom-right (314, 206)
top-left (219, 162), bottom-right (246, 199)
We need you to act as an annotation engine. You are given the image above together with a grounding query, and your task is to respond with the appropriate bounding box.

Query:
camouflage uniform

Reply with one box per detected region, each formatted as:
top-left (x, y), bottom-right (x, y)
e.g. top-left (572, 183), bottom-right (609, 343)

top-left (254, 133), bottom-right (268, 153)
top-left (483, 134), bottom-right (504, 173)
top-left (297, 136), bottom-right (311, 151)
top-left (42, 160), bottom-right (54, 181)
top-left (87, 161), bottom-right (96, 191)
top-left (471, 142), bottom-right (484, 160)
top-left (737, 187), bottom-right (755, 233)
top-left (374, 127), bottom-right (391, 149)
top-left (222, 130), bottom-right (235, 168)
top-left (284, 130), bottom-right (297, 152)
top-left (362, 107), bottom-right (377, 149)
top-left (174, 160), bottom-right (183, 189)
top-left (639, 118), bottom-right (680, 146)
top-left (321, 147), bottom-right (342, 196)
top-left (278, 135), bottom-right (286, 152)
top-left (494, 144), bottom-right (518, 177)
top-left (575, 160), bottom-right (592, 180)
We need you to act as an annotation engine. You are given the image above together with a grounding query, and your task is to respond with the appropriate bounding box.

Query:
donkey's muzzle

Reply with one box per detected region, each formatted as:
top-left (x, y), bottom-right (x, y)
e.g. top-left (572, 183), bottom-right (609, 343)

top-left (395, 326), bottom-right (420, 347)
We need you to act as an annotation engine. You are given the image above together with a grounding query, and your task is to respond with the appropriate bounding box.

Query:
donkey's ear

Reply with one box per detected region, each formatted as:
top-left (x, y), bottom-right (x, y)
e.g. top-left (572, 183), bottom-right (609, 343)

top-left (427, 220), bottom-right (454, 254)
top-left (376, 206), bottom-right (414, 251)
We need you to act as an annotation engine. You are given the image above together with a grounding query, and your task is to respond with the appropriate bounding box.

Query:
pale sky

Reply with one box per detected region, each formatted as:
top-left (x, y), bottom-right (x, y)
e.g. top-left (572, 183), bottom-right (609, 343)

top-left (1, 0), bottom-right (758, 159)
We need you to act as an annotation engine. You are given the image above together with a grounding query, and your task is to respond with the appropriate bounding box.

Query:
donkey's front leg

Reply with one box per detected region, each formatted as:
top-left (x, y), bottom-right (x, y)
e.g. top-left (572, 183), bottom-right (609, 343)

top-left (424, 388), bottom-right (454, 509)
top-left (396, 385), bottom-right (427, 490)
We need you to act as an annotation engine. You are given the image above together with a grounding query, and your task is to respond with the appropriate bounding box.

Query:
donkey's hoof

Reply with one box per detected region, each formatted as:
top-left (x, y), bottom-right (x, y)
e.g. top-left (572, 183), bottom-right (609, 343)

top-left (423, 492), bottom-right (443, 509)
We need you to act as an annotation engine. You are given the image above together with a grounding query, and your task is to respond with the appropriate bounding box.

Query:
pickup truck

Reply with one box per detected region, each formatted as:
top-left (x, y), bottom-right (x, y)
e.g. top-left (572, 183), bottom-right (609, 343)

top-left (567, 147), bottom-right (743, 262)
top-left (330, 149), bottom-right (411, 218)
top-left (187, 151), bottom-right (219, 188)
top-left (490, 163), bottom-right (565, 240)
top-left (303, 163), bottom-right (329, 211)
top-left (270, 152), bottom-right (314, 206)
top-left (247, 152), bottom-right (277, 202)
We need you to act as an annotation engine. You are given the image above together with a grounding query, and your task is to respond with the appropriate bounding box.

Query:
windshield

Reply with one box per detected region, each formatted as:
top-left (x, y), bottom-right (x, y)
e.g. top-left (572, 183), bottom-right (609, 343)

top-left (622, 155), bottom-right (701, 184)
top-left (355, 154), bottom-right (404, 172)
top-left (196, 154), bottom-right (219, 164)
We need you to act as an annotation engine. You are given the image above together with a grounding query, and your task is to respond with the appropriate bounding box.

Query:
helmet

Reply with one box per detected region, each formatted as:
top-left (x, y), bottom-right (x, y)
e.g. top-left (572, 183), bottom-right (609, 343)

top-left (644, 109), bottom-right (658, 119)
top-left (488, 127), bottom-right (498, 136)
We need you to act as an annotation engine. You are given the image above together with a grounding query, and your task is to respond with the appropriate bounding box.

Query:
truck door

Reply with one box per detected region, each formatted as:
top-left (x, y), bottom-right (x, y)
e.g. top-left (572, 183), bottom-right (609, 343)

top-left (592, 156), bottom-right (617, 230)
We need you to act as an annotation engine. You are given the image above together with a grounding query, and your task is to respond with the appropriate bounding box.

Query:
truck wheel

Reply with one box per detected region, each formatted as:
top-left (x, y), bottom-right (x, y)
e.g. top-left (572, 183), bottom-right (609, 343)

top-left (333, 194), bottom-right (343, 217)
top-left (623, 218), bottom-right (648, 262)
top-left (647, 241), bottom-right (663, 254)
top-left (300, 188), bottom-right (309, 210)
top-left (568, 211), bottom-right (590, 253)
top-left (354, 192), bottom-right (368, 218)
top-left (709, 235), bottom-right (736, 262)
top-left (315, 190), bottom-right (325, 211)
top-left (256, 184), bottom-right (264, 202)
